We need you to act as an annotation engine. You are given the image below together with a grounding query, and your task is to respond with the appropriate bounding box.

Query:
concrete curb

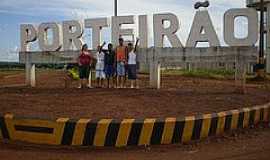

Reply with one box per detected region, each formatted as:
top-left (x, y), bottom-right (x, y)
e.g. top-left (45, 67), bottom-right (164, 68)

top-left (0, 103), bottom-right (269, 147)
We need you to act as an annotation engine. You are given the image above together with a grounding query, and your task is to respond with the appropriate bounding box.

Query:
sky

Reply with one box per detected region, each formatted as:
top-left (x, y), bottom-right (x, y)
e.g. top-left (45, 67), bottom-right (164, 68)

top-left (0, 0), bottom-right (248, 61)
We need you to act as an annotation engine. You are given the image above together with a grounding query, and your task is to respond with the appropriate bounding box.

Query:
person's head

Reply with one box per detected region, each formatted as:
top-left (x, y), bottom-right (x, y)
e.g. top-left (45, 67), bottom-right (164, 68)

top-left (97, 45), bottom-right (101, 52)
top-left (81, 44), bottom-right (88, 52)
top-left (119, 38), bottom-right (124, 46)
top-left (127, 42), bottom-right (134, 52)
top-left (108, 43), bottom-right (113, 51)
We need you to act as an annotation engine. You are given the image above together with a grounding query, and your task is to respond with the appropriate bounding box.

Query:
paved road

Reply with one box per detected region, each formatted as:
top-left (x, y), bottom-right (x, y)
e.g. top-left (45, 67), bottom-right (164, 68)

top-left (0, 127), bottom-right (269, 160)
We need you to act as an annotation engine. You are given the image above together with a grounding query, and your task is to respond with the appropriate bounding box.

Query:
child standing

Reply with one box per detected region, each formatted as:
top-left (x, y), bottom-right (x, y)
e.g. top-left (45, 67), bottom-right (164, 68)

top-left (78, 44), bottom-right (92, 88)
top-left (127, 38), bottom-right (140, 89)
top-left (95, 42), bottom-right (106, 88)
top-left (104, 43), bottom-right (116, 88)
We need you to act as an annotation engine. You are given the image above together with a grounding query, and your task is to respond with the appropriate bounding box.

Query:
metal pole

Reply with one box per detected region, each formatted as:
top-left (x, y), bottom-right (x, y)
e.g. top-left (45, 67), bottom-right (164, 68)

top-left (259, 0), bottom-right (265, 64)
top-left (114, 0), bottom-right (118, 16)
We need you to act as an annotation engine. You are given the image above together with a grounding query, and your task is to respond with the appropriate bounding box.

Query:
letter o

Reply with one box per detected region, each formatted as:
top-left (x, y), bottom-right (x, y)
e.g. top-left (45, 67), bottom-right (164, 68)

top-left (38, 22), bottom-right (62, 51)
top-left (224, 8), bottom-right (258, 46)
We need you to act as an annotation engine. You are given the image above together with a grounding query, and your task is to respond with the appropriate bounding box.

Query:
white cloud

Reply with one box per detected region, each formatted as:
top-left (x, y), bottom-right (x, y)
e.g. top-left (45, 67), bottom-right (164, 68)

top-left (0, 0), bottom-right (114, 17)
top-left (0, 0), bottom-right (246, 17)
top-left (210, 0), bottom-right (245, 7)
top-left (0, 47), bottom-right (19, 62)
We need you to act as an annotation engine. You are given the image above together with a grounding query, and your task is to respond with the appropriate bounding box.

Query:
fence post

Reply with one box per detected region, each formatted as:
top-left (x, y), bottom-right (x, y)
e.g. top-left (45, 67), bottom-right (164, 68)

top-left (266, 3), bottom-right (270, 74)
top-left (234, 49), bottom-right (246, 94)
top-left (149, 48), bottom-right (161, 89)
top-left (25, 51), bottom-right (36, 87)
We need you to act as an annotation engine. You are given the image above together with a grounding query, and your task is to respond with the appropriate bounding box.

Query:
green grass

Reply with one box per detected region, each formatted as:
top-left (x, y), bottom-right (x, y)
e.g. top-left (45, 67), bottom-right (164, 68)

top-left (162, 69), bottom-right (235, 79)
top-left (246, 74), bottom-right (270, 82)
top-left (0, 68), bottom-right (24, 71)
top-left (0, 67), bottom-right (269, 81)
top-left (0, 69), bottom-right (24, 77)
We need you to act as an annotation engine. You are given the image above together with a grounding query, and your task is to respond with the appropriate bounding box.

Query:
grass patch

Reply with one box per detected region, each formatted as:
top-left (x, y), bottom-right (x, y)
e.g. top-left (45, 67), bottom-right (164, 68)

top-left (246, 74), bottom-right (270, 82)
top-left (0, 68), bottom-right (24, 71)
top-left (162, 69), bottom-right (235, 79)
top-left (0, 69), bottom-right (24, 77)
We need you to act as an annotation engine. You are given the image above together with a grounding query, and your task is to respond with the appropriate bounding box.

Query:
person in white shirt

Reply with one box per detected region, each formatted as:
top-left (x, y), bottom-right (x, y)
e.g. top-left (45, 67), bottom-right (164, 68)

top-left (127, 38), bottom-right (139, 89)
top-left (95, 42), bottom-right (106, 88)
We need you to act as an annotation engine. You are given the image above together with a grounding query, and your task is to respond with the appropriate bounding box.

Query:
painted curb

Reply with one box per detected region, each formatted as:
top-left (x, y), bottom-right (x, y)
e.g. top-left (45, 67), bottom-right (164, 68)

top-left (0, 103), bottom-right (269, 147)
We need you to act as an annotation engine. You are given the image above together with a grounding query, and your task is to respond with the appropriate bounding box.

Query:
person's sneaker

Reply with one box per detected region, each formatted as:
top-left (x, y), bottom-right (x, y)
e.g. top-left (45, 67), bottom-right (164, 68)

top-left (87, 85), bottom-right (93, 89)
top-left (77, 86), bottom-right (82, 89)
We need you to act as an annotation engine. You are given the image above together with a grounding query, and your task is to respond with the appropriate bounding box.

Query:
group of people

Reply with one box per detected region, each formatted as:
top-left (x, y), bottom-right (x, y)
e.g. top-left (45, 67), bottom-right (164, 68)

top-left (77, 37), bottom-right (139, 89)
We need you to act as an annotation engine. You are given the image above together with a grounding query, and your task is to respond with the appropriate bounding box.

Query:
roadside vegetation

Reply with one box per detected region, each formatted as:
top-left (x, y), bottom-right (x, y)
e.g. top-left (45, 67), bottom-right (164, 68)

top-left (162, 68), bottom-right (235, 79)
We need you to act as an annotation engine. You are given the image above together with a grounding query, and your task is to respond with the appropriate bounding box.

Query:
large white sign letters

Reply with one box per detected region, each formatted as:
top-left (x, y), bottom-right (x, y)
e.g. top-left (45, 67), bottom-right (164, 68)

top-left (20, 8), bottom-right (259, 52)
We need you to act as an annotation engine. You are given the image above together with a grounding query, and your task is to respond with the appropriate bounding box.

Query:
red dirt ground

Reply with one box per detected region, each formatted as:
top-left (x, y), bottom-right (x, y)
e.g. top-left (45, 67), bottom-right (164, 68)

top-left (0, 70), bottom-right (270, 119)
top-left (0, 127), bottom-right (270, 160)
top-left (0, 70), bottom-right (270, 160)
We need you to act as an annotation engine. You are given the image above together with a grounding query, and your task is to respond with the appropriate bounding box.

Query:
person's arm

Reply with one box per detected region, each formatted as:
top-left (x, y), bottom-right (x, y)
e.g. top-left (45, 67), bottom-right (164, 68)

top-left (114, 49), bottom-right (117, 68)
top-left (125, 46), bottom-right (129, 63)
top-left (88, 51), bottom-right (93, 66)
top-left (104, 50), bottom-right (108, 65)
top-left (134, 38), bottom-right (140, 53)
top-left (99, 42), bottom-right (106, 53)
top-left (112, 50), bottom-right (117, 68)
top-left (77, 52), bottom-right (82, 66)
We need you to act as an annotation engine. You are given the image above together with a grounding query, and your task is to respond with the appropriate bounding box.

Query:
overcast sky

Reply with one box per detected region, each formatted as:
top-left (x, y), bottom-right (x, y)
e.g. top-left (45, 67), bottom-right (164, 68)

top-left (0, 0), bottom-right (247, 61)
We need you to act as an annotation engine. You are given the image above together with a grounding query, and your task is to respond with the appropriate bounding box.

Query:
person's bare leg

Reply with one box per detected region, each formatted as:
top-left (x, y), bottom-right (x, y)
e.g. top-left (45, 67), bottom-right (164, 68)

top-left (123, 75), bottom-right (127, 88)
top-left (120, 76), bottom-right (124, 88)
top-left (131, 80), bottom-right (134, 88)
top-left (107, 78), bottom-right (110, 88)
top-left (101, 79), bottom-right (104, 88)
top-left (117, 76), bottom-right (120, 88)
top-left (119, 77), bottom-right (122, 88)
top-left (113, 76), bottom-right (117, 88)
top-left (78, 79), bottom-right (82, 88)
top-left (119, 77), bottom-right (121, 88)
top-left (109, 77), bottom-right (112, 88)
top-left (84, 79), bottom-right (87, 88)
top-left (88, 71), bottom-right (92, 88)
top-left (82, 79), bottom-right (85, 88)
top-left (97, 78), bottom-right (101, 88)
top-left (135, 79), bottom-right (139, 89)
top-left (84, 79), bottom-right (88, 88)
top-left (123, 76), bottom-right (126, 88)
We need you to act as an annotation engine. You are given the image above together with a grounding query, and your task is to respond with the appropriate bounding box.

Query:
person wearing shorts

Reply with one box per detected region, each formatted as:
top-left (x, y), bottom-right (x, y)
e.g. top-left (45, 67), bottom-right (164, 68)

top-left (116, 38), bottom-right (128, 88)
top-left (117, 62), bottom-right (125, 76)
top-left (104, 43), bottom-right (115, 88)
top-left (95, 42), bottom-right (106, 88)
top-left (78, 44), bottom-right (92, 88)
top-left (127, 38), bottom-right (139, 89)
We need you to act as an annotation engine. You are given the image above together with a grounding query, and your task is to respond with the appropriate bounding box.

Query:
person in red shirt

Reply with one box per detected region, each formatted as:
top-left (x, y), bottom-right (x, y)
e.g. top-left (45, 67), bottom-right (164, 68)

top-left (78, 44), bottom-right (93, 88)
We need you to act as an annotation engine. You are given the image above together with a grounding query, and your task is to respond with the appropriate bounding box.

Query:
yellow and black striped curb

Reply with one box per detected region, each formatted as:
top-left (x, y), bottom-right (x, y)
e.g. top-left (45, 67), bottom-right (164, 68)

top-left (0, 103), bottom-right (269, 147)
